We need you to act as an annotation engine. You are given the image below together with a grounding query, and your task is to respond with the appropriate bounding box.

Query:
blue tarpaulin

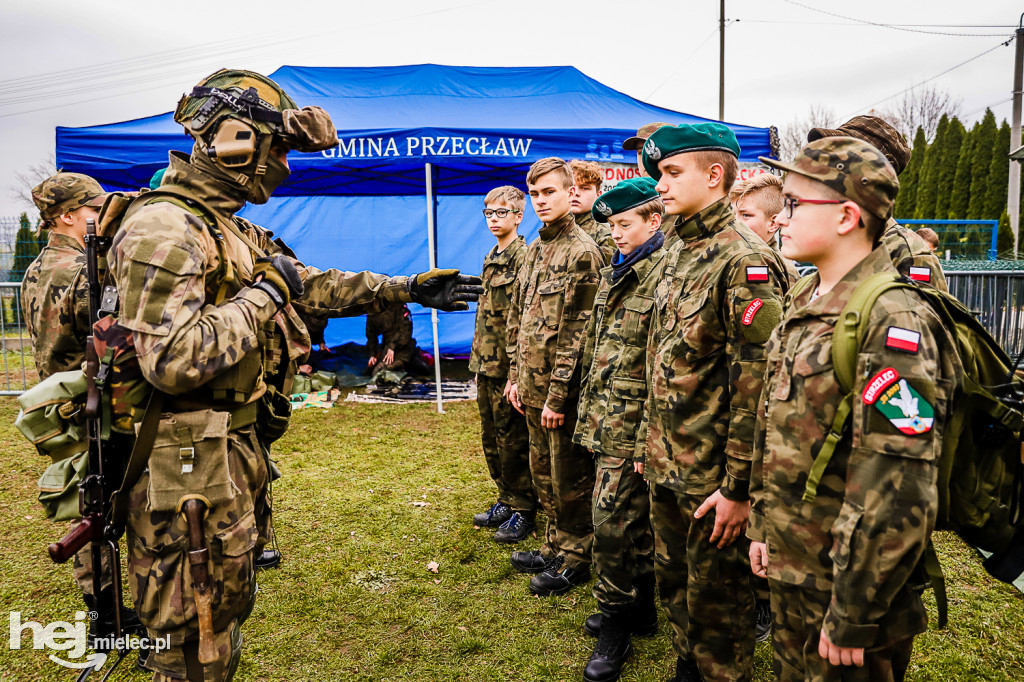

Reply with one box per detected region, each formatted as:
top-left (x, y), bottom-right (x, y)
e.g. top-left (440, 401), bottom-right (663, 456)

top-left (56, 64), bottom-right (776, 352)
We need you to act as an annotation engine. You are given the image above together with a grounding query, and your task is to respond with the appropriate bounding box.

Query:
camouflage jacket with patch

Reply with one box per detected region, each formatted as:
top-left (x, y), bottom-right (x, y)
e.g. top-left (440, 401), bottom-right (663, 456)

top-left (574, 246), bottom-right (667, 457)
top-left (881, 218), bottom-right (948, 292)
top-left (506, 213), bottom-right (603, 412)
top-left (639, 197), bottom-right (789, 499)
top-left (20, 232), bottom-right (90, 379)
top-left (748, 245), bottom-right (958, 649)
top-left (575, 211), bottom-right (617, 265)
top-left (469, 236), bottom-right (526, 378)
top-left (109, 152), bottom-right (412, 403)
top-left (366, 304), bottom-right (415, 356)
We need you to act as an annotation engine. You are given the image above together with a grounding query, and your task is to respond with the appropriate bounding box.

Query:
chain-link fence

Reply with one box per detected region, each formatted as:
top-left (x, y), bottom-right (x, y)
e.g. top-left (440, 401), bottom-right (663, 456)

top-left (0, 282), bottom-right (33, 394)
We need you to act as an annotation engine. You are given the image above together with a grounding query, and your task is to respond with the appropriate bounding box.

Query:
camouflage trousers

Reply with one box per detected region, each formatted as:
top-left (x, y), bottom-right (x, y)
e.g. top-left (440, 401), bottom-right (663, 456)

top-left (476, 374), bottom-right (534, 512)
top-left (592, 454), bottom-right (654, 606)
top-left (650, 484), bottom-right (755, 682)
top-left (524, 404), bottom-right (595, 570)
top-left (72, 527), bottom-right (114, 597)
top-left (768, 580), bottom-right (925, 682)
top-left (127, 417), bottom-right (270, 681)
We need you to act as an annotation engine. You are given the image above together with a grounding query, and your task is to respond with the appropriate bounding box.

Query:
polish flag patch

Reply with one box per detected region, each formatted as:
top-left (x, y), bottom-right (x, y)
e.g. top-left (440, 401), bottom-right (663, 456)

top-left (885, 327), bottom-right (921, 354)
top-left (742, 299), bottom-right (764, 325)
top-left (908, 266), bottom-right (931, 282)
top-left (746, 266), bottom-right (769, 283)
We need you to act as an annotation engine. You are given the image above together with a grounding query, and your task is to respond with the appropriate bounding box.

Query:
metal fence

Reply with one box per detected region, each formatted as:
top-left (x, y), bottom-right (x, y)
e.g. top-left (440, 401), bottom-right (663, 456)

top-left (0, 281), bottom-right (33, 395)
top-left (896, 219), bottom-right (1000, 261)
top-left (945, 269), bottom-right (1024, 360)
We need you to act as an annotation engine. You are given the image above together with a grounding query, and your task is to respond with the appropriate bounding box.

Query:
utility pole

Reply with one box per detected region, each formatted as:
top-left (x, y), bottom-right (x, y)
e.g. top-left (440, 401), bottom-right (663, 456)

top-left (719, 0), bottom-right (726, 120)
top-left (1010, 15), bottom-right (1024, 258)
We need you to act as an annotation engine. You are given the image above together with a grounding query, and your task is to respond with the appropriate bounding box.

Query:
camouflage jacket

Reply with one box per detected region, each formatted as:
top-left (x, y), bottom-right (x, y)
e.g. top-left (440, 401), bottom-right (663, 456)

top-left (109, 152), bottom-right (412, 404)
top-left (574, 246), bottom-right (667, 457)
top-left (469, 236), bottom-right (526, 378)
top-left (506, 212), bottom-right (603, 412)
top-left (575, 211), bottom-right (617, 265)
top-left (639, 197), bottom-right (789, 499)
top-left (21, 232), bottom-right (90, 379)
top-left (749, 246), bottom-right (957, 649)
top-left (366, 304), bottom-right (415, 356)
top-left (881, 218), bottom-right (947, 292)
top-left (662, 214), bottom-right (683, 249)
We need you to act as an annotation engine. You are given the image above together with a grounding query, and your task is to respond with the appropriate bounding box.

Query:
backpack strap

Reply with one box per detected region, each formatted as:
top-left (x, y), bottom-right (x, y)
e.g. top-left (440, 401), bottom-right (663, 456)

top-left (109, 390), bottom-right (164, 532)
top-left (923, 540), bottom-right (949, 628)
top-left (802, 272), bottom-right (905, 503)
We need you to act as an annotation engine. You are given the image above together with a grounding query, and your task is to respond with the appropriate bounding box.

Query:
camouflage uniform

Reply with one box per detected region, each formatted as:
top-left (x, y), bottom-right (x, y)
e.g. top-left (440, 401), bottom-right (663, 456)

top-left (506, 212), bottom-right (602, 569)
top-left (749, 247), bottom-right (956, 681)
top-left (575, 210), bottom-right (618, 265)
top-left (574, 245), bottom-right (665, 606)
top-left (469, 236), bottom-right (534, 513)
top-left (111, 151), bottom-right (414, 681)
top-left (881, 218), bottom-right (948, 292)
top-left (366, 303), bottom-right (416, 373)
top-left (641, 197), bottom-right (789, 681)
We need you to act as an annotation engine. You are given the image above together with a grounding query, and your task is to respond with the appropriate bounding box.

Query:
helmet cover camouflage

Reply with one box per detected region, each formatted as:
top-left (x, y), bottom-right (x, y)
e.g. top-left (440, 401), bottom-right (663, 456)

top-left (758, 136), bottom-right (899, 221)
top-left (32, 172), bottom-right (106, 221)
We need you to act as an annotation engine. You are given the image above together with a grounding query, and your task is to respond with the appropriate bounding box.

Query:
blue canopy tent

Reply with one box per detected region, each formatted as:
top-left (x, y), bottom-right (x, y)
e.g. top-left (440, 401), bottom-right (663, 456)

top-left (56, 64), bottom-right (777, 357)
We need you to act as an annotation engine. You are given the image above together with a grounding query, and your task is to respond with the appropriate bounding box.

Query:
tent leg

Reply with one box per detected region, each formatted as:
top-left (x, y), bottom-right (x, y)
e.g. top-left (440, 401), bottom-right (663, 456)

top-left (425, 162), bottom-right (444, 414)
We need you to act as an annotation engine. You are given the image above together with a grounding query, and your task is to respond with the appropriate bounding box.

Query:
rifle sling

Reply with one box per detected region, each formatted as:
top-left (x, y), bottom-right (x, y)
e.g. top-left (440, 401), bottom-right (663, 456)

top-left (110, 390), bottom-right (164, 530)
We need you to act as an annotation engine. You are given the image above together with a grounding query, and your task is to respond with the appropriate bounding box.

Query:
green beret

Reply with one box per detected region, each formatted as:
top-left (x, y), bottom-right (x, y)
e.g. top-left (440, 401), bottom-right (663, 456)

top-left (591, 177), bottom-right (660, 223)
top-left (641, 123), bottom-right (741, 179)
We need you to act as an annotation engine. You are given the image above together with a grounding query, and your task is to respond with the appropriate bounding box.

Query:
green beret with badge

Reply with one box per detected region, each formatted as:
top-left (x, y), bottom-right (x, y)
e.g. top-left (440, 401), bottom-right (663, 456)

top-left (591, 177), bottom-right (660, 223)
top-left (641, 122), bottom-right (741, 179)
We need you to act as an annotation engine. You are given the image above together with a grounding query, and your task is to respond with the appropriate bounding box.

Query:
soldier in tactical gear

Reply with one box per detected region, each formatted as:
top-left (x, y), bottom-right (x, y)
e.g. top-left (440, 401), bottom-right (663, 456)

top-left (108, 68), bottom-right (480, 681)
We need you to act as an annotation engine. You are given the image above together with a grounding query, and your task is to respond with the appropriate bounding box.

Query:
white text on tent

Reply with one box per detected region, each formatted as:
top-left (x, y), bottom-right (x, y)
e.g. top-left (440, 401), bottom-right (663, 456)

top-left (321, 136), bottom-right (533, 159)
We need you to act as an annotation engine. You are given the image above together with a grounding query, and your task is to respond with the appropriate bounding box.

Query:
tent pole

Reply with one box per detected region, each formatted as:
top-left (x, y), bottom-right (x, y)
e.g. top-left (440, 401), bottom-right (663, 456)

top-left (425, 162), bottom-right (445, 414)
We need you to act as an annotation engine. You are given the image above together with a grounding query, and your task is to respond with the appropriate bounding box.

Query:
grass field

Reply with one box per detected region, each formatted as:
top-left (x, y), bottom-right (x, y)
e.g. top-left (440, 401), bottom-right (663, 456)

top-left (0, 397), bottom-right (1022, 681)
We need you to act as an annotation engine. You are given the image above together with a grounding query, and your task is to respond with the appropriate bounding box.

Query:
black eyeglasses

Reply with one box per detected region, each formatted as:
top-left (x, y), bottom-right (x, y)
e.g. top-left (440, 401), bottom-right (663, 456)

top-left (779, 196), bottom-right (847, 219)
top-left (482, 208), bottom-right (519, 218)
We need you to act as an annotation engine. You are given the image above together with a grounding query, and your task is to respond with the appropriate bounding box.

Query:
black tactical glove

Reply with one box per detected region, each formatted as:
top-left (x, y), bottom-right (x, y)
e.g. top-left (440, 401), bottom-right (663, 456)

top-left (408, 268), bottom-right (483, 312)
top-left (253, 255), bottom-right (304, 307)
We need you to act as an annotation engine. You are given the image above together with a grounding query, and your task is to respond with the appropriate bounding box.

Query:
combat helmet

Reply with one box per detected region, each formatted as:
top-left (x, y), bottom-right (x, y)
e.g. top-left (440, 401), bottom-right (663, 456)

top-left (174, 69), bottom-right (336, 203)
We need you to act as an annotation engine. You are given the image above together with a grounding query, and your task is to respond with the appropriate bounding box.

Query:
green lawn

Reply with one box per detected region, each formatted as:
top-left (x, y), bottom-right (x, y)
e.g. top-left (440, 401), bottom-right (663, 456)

top-left (0, 398), bottom-right (1021, 681)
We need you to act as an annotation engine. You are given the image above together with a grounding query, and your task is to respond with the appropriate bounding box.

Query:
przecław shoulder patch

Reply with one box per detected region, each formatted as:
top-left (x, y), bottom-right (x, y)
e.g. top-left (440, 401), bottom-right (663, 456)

top-left (863, 367), bottom-right (933, 435)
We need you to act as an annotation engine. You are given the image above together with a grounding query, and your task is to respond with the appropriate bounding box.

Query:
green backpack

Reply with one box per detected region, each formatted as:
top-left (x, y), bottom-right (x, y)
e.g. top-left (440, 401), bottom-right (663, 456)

top-left (791, 271), bottom-right (1024, 626)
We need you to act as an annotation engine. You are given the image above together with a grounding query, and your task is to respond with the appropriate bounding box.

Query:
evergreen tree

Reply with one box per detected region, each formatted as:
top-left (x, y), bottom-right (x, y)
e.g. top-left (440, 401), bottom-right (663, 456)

top-left (10, 213), bottom-right (40, 282)
top-left (933, 118), bottom-right (964, 220)
top-left (984, 120), bottom-right (1012, 220)
top-left (948, 122), bottom-right (977, 221)
top-left (967, 109), bottom-right (998, 219)
top-left (914, 114), bottom-right (949, 219)
top-left (894, 127), bottom-right (927, 220)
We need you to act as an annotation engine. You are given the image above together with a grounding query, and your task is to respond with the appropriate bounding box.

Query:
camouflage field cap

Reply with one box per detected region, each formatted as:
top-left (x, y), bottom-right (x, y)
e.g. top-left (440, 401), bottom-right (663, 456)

top-left (622, 122), bottom-right (671, 151)
top-left (758, 136), bottom-right (899, 221)
top-left (807, 115), bottom-right (910, 175)
top-left (592, 177), bottom-right (660, 223)
top-left (641, 123), bottom-right (741, 179)
top-left (31, 172), bottom-right (106, 221)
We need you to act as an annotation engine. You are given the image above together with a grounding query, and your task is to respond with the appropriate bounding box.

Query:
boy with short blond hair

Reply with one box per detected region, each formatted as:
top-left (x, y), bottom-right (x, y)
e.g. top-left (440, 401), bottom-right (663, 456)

top-left (506, 157), bottom-right (603, 596)
top-left (640, 123), bottom-right (790, 681)
top-left (750, 137), bottom-right (958, 681)
top-left (469, 185), bottom-right (536, 542)
top-left (571, 159), bottom-right (617, 263)
top-left (731, 173), bottom-right (801, 284)
top-left (574, 177), bottom-right (666, 681)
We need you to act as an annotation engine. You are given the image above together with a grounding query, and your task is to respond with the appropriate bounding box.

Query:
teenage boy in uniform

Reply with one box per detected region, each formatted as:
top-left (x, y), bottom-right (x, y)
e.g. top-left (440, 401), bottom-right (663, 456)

top-left (469, 186), bottom-right (536, 543)
top-left (506, 157), bottom-right (604, 596)
top-left (749, 137), bottom-right (957, 681)
top-left (573, 177), bottom-right (666, 682)
top-left (622, 123), bottom-right (684, 247)
top-left (571, 160), bottom-right (618, 263)
top-left (807, 115), bottom-right (947, 292)
top-left (730, 173), bottom-right (801, 284)
top-left (639, 123), bottom-right (790, 682)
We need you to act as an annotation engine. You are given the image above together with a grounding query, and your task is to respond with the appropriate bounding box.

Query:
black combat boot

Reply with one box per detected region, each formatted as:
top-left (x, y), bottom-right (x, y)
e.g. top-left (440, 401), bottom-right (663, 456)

top-left (494, 511), bottom-right (534, 544)
top-left (473, 501), bottom-right (513, 528)
top-left (83, 589), bottom-right (144, 652)
top-left (529, 561), bottom-right (590, 596)
top-left (585, 573), bottom-right (659, 637)
top-left (583, 603), bottom-right (633, 682)
top-left (754, 598), bottom-right (772, 643)
top-left (667, 657), bottom-right (703, 682)
top-left (255, 548), bottom-right (282, 570)
top-left (511, 551), bottom-right (561, 575)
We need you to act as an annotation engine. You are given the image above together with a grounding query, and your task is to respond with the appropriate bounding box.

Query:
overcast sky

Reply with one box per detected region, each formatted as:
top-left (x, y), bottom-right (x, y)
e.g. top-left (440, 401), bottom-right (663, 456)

top-left (0, 0), bottom-right (1019, 214)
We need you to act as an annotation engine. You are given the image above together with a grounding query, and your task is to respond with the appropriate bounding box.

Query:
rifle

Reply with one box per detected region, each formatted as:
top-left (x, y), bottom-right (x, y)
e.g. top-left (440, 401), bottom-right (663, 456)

top-left (46, 218), bottom-right (133, 680)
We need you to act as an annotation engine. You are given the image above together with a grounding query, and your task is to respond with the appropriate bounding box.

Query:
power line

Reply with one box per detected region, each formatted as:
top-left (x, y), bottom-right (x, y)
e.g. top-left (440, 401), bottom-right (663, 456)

top-left (841, 38), bottom-right (1014, 118)
top-left (963, 97), bottom-right (1014, 119)
top-left (780, 0), bottom-right (1015, 37)
top-left (738, 19), bottom-right (1016, 28)
top-left (645, 22), bottom-right (733, 100)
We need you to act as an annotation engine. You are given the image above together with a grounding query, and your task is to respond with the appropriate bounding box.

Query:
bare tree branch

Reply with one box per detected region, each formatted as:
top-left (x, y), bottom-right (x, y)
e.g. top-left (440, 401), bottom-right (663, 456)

top-left (777, 104), bottom-right (837, 161)
top-left (7, 156), bottom-right (57, 214)
top-left (877, 85), bottom-right (962, 142)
